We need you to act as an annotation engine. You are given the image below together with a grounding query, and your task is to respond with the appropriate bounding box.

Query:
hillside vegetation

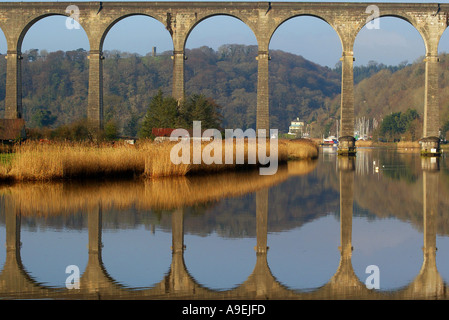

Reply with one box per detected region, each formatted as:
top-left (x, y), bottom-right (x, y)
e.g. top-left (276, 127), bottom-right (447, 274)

top-left (0, 45), bottom-right (447, 138)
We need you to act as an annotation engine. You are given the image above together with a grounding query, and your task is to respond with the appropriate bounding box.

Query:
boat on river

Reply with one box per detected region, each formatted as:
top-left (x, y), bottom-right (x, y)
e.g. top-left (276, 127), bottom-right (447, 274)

top-left (322, 136), bottom-right (338, 146)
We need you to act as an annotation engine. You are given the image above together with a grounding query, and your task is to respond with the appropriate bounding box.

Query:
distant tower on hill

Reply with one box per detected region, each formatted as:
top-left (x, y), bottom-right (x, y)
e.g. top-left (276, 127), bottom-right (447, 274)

top-left (152, 47), bottom-right (157, 57)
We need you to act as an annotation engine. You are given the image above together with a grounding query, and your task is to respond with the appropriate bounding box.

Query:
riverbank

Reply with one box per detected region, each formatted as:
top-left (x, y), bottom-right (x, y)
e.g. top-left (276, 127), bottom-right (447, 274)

top-left (0, 138), bottom-right (318, 182)
top-left (355, 140), bottom-right (422, 149)
top-left (313, 138), bottom-right (425, 150)
top-left (0, 159), bottom-right (318, 215)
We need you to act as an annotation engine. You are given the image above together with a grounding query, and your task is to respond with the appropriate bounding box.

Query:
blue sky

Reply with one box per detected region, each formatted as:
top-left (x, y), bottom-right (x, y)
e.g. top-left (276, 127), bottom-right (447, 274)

top-left (2, 0), bottom-right (449, 67)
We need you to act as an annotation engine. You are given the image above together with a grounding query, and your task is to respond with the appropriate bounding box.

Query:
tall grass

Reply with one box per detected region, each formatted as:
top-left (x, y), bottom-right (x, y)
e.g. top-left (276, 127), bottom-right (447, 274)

top-left (0, 159), bottom-right (318, 216)
top-left (396, 141), bottom-right (420, 149)
top-left (355, 140), bottom-right (374, 147)
top-left (0, 138), bottom-right (318, 182)
top-left (285, 138), bottom-right (319, 160)
top-left (7, 141), bottom-right (145, 181)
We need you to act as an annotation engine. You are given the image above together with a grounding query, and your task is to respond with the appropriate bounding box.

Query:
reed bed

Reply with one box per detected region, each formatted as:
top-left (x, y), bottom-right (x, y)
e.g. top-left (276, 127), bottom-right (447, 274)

top-left (7, 141), bottom-right (145, 181)
top-left (145, 138), bottom-right (289, 177)
top-left (396, 141), bottom-right (420, 149)
top-left (285, 138), bottom-right (319, 160)
top-left (354, 140), bottom-right (421, 149)
top-left (0, 138), bottom-right (318, 182)
top-left (355, 140), bottom-right (374, 147)
top-left (0, 160), bottom-right (318, 216)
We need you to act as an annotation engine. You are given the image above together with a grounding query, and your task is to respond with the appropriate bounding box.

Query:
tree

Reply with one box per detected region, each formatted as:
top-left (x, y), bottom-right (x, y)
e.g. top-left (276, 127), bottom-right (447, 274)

top-left (139, 90), bottom-right (223, 138)
top-left (378, 108), bottom-right (419, 141)
top-left (49, 120), bottom-right (91, 141)
top-left (104, 120), bottom-right (119, 141)
top-left (441, 117), bottom-right (449, 140)
top-left (124, 112), bottom-right (140, 137)
top-left (181, 93), bottom-right (222, 130)
top-left (31, 109), bottom-right (57, 128)
top-left (139, 90), bottom-right (179, 138)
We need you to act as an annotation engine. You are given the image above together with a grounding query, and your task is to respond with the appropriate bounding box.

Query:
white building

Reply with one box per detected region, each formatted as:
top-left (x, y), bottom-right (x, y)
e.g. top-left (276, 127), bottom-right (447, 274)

top-left (288, 118), bottom-right (305, 136)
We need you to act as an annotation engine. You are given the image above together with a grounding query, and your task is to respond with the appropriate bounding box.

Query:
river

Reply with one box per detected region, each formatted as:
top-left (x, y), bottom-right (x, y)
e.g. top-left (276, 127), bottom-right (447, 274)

top-left (1, 146), bottom-right (448, 300)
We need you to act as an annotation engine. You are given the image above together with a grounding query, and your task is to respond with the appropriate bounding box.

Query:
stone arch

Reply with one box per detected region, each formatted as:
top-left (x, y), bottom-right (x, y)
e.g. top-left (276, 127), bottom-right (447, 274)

top-left (8, 13), bottom-right (91, 122)
top-left (183, 13), bottom-right (258, 51)
top-left (17, 12), bottom-right (90, 52)
top-left (183, 232), bottom-right (257, 291)
top-left (267, 14), bottom-right (343, 133)
top-left (99, 13), bottom-right (172, 53)
top-left (353, 13), bottom-right (427, 55)
top-left (268, 14), bottom-right (344, 54)
top-left (181, 13), bottom-right (259, 129)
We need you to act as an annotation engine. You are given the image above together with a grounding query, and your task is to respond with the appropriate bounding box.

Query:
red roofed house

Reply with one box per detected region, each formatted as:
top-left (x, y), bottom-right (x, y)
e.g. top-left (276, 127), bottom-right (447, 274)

top-left (152, 128), bottom-right (175, 137)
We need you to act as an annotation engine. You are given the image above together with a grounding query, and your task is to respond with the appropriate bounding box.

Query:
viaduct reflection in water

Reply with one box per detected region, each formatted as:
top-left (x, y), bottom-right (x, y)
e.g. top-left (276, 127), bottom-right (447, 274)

top-left (0, 157), bottom-right (446, 299)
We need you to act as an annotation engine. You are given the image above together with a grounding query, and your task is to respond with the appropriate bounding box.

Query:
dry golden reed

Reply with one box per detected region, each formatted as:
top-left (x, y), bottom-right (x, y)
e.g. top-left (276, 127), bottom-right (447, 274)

top-left (0, 159), bottom-right (318, 216)
top-left (284, 138), bottom-right (319, 160)
top-left (355, 140), bottom-right (420, 149)
top-left (355, 140), bottom-right (374, 147)
top-left (0, 138), bottom-right (318, 182)
top-left (396, 141), bottom-right (420, 149)
top-left (6, 141), bottom-right (145, 181)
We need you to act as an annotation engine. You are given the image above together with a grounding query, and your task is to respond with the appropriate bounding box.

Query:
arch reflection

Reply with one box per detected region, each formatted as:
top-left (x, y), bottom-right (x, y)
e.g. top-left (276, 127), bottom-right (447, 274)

top-left (0, 157), bottom-right (447, 299)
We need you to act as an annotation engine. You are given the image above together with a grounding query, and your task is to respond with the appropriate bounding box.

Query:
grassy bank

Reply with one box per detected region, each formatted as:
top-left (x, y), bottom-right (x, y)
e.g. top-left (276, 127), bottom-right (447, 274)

top-left (0, 138), bottom-right (318, 182)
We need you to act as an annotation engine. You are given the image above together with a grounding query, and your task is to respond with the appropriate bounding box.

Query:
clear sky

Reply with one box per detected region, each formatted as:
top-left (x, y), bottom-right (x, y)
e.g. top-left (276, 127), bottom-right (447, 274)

top-left (2, 0), bottom-right (449, 67)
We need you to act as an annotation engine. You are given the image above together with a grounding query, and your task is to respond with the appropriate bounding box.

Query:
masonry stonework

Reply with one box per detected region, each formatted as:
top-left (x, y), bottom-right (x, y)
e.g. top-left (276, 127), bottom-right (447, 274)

top-left (0, 2), bottom-right (447, 153)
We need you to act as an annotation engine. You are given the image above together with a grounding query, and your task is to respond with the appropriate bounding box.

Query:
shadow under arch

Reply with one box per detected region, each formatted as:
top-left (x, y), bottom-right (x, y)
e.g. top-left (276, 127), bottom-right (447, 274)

top-left (99, 13), bottom-right (173, 53)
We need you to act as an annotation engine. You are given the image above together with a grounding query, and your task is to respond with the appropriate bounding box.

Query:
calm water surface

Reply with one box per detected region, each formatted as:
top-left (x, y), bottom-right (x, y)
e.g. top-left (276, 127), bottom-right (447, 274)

top-left (1, 147), bottom-right (449, 299)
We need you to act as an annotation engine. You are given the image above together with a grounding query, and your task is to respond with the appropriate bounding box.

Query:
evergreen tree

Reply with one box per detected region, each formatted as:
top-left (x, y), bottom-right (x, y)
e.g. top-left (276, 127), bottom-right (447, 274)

top-left (139, 91), bottom-right (223, 138)
top-left (124, 112), bottom-right (140, 138)
top-left (139, 90), bottom-right (179, 138)
top-left (31, 109), bottom-right (57, 128)
top-left (182, 94), bottom-right (222, 130)
top-left (378, 108), bottom-right (419, 141)
top-left (104, 120), bottom-right (119, 141)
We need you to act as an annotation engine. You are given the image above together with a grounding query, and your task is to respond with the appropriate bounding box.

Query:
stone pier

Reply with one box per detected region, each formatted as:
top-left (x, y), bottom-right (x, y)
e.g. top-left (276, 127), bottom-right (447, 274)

top-left (0, 2), bottom-right (446, 147)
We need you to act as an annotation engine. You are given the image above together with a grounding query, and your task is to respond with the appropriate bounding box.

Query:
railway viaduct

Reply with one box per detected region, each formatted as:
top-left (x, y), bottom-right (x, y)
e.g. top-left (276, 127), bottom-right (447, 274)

top-left (0, 2), bottom-right (448, 154)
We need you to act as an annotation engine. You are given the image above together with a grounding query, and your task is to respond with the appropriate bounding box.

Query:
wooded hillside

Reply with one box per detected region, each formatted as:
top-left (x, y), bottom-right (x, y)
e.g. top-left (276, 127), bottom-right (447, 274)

top-left (0, 44), bottom-right (447, 138)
